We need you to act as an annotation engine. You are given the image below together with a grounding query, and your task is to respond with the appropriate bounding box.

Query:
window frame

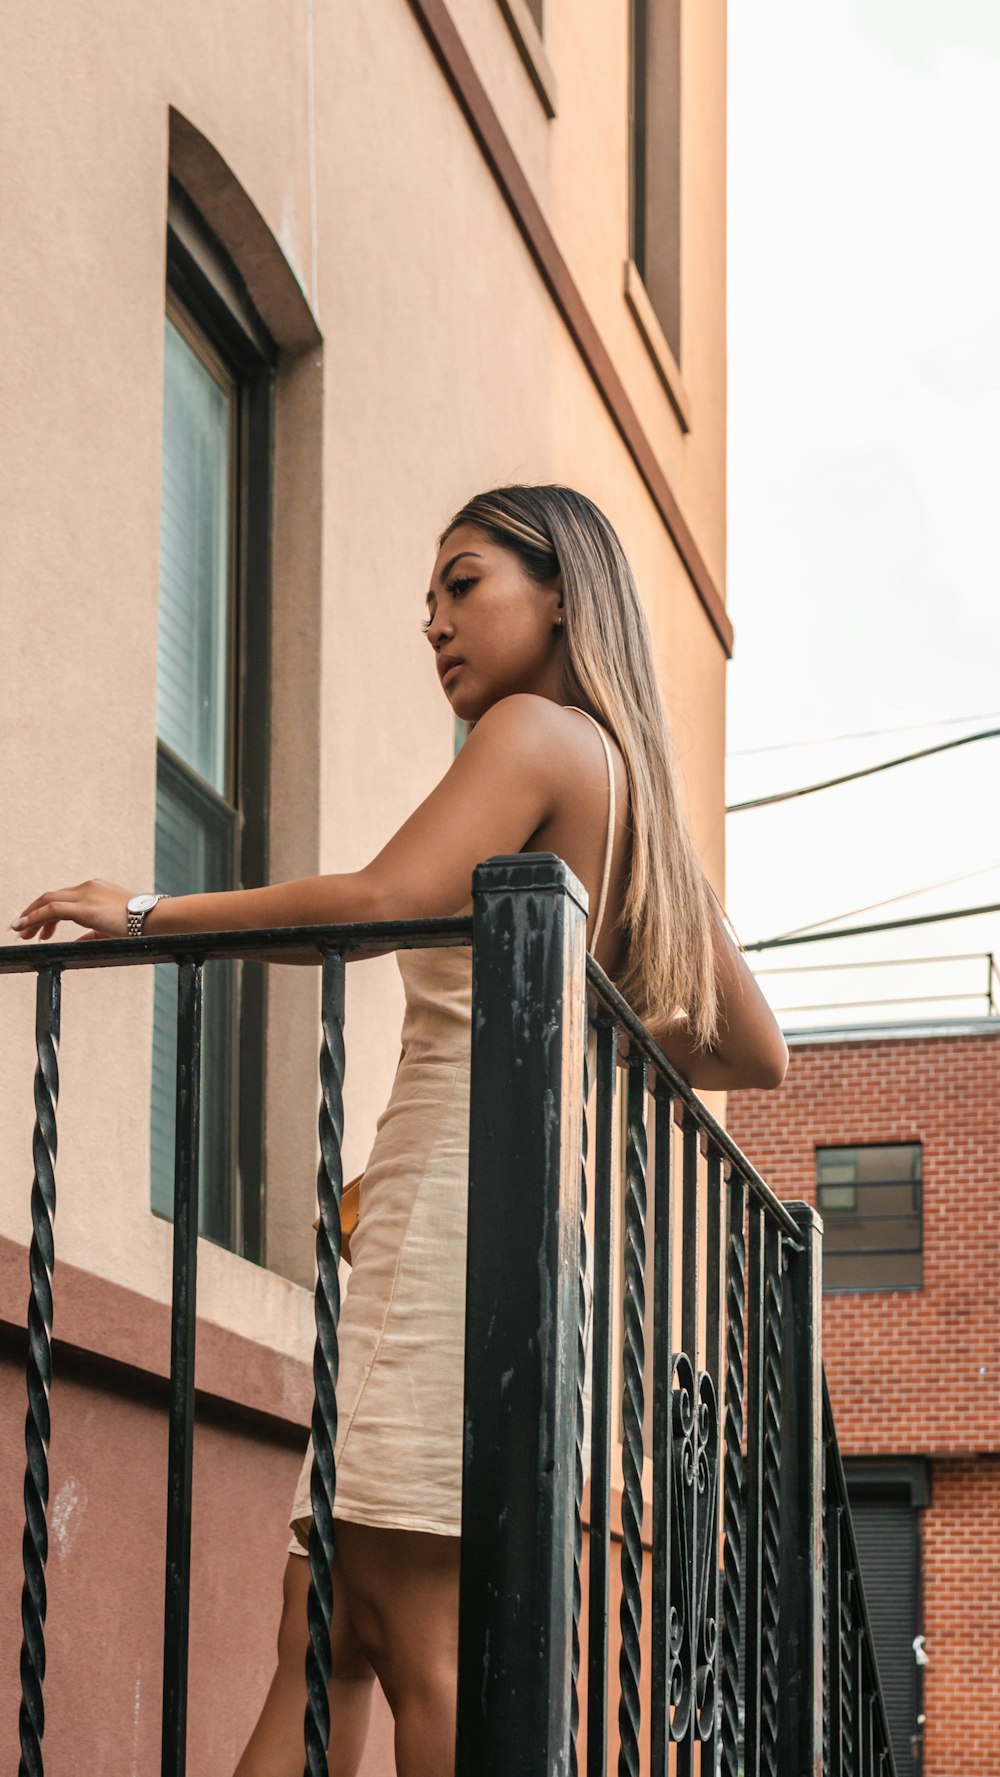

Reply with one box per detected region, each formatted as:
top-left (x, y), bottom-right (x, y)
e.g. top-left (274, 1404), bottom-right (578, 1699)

top-left (495, 0), bottom-right (558, 117)
top-left (627, 0), bottom-right (689, 424)
top-left (156, 180), bottom-right (277, 1262)
top-left (816, 1140), bottom-right (924, 1295)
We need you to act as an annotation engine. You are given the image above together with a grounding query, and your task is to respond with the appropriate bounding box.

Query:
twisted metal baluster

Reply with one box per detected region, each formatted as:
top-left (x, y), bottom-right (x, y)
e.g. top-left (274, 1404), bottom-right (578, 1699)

top-left (719, 1173), bottom-right (746, 1777)
top-left (840, 1552), bottom-right (855, 1777)
top-left (822, 1437), bottom-right (832, 1777)
top-left (618, 1059), bottom-right (647, 1777)
top-left (587, 1018), bottom-right (616, 1777)
top-left (18, 967), bottom-right (61, 1777)
top-left (649, 1084), bottom-right (675, 1777)
top-left (304, 951), bottom-right (345, 1777)
top-left (759, 1227), bottom-right (784, 1777)
top-left (569, 1038), bottom-right (590, 1777)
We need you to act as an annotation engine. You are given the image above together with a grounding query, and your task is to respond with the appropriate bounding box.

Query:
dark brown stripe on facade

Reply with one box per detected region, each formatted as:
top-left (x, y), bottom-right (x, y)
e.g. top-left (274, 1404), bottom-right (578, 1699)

top-left (407, 0), bottom-right (734, 657)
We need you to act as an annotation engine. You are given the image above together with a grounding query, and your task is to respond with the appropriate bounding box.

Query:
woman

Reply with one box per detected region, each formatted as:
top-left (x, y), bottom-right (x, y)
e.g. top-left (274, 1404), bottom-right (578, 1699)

top-left (12, 485), bottom-right (787, 1775)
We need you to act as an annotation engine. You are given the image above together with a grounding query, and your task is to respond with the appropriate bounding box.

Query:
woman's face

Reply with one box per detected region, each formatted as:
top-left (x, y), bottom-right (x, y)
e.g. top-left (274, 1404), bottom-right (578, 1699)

top-left (424, 524), bottom-right (564, 721)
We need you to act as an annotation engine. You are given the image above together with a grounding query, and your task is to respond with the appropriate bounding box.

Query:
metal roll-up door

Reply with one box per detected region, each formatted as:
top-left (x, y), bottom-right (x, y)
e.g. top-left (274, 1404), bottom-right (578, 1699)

top-left (848, 1492), bottom-right (920, 1777)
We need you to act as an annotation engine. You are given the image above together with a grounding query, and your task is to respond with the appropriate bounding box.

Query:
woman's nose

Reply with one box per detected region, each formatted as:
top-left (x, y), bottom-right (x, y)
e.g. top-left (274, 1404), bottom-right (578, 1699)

top-left (426, 609), bottom-right (453, 648)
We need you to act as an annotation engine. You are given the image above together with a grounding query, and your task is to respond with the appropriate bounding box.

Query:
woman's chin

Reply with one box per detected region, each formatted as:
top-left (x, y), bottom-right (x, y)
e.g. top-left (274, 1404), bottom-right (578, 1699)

top-left (445, 686), bottom-right (481, 723)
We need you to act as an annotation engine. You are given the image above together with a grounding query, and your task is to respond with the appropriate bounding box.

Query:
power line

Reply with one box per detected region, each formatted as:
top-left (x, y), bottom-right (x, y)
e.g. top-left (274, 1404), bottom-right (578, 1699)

top-left (762, 857), bottom-right (1000, 944)
top-left (726, 727), bottom-right (1000, 813)
top-left (727, 709), bottom-right (1000, 758)
top-left (744, 902), bottom-right (1000, 953)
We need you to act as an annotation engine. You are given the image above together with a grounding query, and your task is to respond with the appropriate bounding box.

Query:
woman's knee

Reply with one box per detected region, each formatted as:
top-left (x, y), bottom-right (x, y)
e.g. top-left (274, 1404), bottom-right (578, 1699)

top-left (276, 1553), bottom-right (373, 1687)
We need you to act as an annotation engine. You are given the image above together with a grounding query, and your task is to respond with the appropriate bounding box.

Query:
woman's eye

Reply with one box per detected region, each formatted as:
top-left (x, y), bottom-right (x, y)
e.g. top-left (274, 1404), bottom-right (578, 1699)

top-left (422, 576), bottom-right (476, 631)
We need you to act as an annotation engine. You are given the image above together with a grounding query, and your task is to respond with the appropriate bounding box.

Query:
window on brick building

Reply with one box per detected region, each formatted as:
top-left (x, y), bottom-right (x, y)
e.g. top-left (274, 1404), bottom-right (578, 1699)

top-left (816, 1143), bottom-right (923, 1291)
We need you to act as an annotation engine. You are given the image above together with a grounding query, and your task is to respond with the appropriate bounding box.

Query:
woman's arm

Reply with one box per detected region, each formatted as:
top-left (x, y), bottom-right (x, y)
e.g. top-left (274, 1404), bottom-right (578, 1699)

top-left (650, 900), bottom-right (788, 1091)
top-left (11, 696), bottom-right (562, 944)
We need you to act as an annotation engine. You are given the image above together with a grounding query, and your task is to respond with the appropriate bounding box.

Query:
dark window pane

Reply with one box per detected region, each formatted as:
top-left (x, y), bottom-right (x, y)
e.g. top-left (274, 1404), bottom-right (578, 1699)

top-left (824, 1249), bottom-right (922, 1291)
top-left (151, 747), bottom-right (238, 1245)
top-left (820, 1180), bottom-right (920, 1221)
top-left (157, 317), bottom-right (233, 795)
top-left (824, 1215), bottom-right (922, 1255)
top-left (632, 0), bottom-right (682, 360)
top-left (817, 1143), bottom-right (922, 1292)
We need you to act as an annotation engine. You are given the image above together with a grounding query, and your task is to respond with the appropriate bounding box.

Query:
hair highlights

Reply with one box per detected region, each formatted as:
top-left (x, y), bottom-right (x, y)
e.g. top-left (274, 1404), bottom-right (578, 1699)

top-left (440, 484), bottom-right (719, 1047)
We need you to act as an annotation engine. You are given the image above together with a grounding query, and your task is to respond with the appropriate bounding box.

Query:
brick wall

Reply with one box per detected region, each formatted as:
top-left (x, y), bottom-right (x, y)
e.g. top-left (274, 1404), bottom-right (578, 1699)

top-left (726, 1029), bottom-right (1000, 1455)
top-left (921, 1457), bottom-right (1000, 1771)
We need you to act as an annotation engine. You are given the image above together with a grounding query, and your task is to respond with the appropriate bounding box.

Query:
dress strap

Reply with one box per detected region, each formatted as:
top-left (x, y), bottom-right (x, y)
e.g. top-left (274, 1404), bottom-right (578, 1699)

top-left (565, 707), bottom-right (617, 953)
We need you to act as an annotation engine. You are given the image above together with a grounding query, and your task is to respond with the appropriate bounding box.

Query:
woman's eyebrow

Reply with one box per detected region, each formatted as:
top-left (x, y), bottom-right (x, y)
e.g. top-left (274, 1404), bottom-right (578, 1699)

top-left (426, 550), bottom-right (483, 602)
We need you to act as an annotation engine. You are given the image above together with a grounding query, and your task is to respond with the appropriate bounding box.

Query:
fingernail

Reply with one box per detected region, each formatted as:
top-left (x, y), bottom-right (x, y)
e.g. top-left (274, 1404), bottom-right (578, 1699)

top-left (9, 919), bottom-right (25, 930)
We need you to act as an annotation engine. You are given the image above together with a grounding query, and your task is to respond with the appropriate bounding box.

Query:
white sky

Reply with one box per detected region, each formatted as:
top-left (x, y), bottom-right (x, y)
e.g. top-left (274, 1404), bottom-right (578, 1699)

top-left (726, 0), bottom-right (1000, 1030)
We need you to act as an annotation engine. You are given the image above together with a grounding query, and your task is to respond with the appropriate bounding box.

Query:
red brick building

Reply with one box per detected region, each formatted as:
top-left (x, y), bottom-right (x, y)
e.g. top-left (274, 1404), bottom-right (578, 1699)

top-left (727, 1018), bottom-right (1000, 1777)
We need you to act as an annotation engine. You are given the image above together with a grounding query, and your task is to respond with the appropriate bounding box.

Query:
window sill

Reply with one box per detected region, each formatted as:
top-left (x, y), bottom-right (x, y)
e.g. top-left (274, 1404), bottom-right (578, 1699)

top-left (623, 259), bottom-right (691, 434)
top-left (496, 0), bottom-right (558, 118)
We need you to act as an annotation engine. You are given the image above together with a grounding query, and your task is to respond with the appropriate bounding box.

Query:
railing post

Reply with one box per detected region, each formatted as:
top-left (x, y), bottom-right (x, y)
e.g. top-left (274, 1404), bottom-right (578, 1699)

top-left (456, 853), bottom-right (588, 1777)
top-left (777, 1201), bottom-right (824, 1777)
top-left (161, 959), bottom-right (203, 1777)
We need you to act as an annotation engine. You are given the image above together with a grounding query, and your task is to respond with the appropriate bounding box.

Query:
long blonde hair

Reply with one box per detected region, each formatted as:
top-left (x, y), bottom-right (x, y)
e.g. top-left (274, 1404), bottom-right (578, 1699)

top-left (440, 484), bottom-right (719, 1048)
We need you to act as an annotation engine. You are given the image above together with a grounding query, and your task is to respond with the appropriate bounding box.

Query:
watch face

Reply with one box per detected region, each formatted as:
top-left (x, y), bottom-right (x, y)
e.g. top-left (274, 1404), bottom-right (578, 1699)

top-left (129, 894), bottom-right (158, 915)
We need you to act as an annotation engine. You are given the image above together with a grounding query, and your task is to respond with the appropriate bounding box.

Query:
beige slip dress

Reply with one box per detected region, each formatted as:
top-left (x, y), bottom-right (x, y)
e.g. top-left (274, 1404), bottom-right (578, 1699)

top-left (289, 707), bottom-right (617, 1549)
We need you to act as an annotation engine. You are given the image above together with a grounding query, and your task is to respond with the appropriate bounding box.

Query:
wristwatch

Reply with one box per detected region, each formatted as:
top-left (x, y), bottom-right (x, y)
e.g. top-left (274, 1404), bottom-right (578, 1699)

top-left (127, 892), bottom-right (171, 938)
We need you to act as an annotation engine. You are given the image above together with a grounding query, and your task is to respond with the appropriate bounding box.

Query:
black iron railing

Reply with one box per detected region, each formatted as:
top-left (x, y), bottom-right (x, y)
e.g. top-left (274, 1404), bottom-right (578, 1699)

top-left (456, 855), bottom-right (898, 1777)
top-left (2, 857), bottom-right (897, 1775)
top-left (1, 915), bottom-right (470, 1777)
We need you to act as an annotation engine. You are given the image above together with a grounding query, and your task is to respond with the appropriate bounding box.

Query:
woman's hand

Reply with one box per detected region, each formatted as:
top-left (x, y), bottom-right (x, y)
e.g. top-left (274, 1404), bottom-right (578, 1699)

top-left (10, 879), bottom-right (133, 942)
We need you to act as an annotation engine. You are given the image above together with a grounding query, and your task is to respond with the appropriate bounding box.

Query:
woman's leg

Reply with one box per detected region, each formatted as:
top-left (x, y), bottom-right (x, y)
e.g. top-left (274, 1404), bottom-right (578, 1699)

top-left (334, 1522), bottom-right (461, 1777)
top-left (234, 1550), bottom-right (376, 1777)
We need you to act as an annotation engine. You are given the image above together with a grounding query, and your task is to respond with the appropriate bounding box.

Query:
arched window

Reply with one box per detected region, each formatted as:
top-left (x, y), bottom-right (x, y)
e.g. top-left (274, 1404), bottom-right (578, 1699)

top-left (151, 181), bottom-right (275, 1256)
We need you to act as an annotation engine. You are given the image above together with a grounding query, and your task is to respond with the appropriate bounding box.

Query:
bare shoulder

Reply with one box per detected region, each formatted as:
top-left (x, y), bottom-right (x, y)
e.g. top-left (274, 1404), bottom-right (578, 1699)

top-left (467, 695), bottom-right (624, 801)
top-left (470, 695), bottom-right (615, 761)
top-left (468, 693), bottom-right (572, 743)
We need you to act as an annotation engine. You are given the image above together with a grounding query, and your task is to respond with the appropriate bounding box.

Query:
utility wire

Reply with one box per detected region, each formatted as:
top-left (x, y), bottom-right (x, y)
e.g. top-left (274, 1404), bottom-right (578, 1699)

top-left (726, 726), bottom-right (1000, 813)
top-left (763, 857), bottom-right (1000, 944)
top-left (745, 902), bottom-right (1000, 953)
top-left (728, 708), bottom-right (1000, 758)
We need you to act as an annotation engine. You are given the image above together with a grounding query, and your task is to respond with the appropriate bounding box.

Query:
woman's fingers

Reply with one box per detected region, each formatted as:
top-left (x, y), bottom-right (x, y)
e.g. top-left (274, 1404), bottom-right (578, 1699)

top-left (11, 881), bottom-right (131, 941)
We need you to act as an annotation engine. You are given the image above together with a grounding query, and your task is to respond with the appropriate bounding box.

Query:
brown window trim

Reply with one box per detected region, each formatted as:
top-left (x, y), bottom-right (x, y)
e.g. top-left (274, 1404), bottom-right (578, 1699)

top-left (624, 258), bottom-right (692, 432)
top-left (495, 0), bottom-right (558, 117)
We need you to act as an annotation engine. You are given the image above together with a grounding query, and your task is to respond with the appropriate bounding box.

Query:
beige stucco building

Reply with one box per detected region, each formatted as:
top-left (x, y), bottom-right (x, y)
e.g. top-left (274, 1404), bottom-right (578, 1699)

top-left (0, 1), bottom-right (729, 1768)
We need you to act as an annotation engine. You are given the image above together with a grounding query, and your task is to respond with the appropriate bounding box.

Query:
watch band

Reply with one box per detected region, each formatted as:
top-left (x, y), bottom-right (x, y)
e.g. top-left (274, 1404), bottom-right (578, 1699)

top-left (127, 893), bottom-right (171, 938)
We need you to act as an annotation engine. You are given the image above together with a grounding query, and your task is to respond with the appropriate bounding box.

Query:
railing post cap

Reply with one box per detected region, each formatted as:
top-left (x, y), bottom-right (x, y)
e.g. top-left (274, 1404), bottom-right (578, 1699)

top-left (783, 1199), bottom-right (824, 1237)
top-left (472, 852), bottom-right (589, 917)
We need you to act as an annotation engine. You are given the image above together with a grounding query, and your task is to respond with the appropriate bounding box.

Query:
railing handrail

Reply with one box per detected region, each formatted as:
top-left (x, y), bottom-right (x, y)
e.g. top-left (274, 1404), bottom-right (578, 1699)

top-left (0, 914), bottom-right (473, 976)
top-left (586, 956), bottom-right (803, 1242)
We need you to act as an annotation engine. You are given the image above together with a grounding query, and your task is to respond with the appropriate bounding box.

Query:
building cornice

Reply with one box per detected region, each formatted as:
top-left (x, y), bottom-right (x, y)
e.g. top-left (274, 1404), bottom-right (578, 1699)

top-left (407, 0), bottom-right (734, 658)
top-left (784, 1016), bottom-right (1000, 1048)
top-left (0, 1232), bottom-right (312, 1432)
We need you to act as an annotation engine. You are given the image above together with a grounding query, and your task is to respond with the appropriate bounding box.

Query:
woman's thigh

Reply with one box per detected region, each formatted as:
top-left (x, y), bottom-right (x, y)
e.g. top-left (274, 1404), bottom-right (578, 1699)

top-left (334, 1521), bottom-right (461, 1705)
